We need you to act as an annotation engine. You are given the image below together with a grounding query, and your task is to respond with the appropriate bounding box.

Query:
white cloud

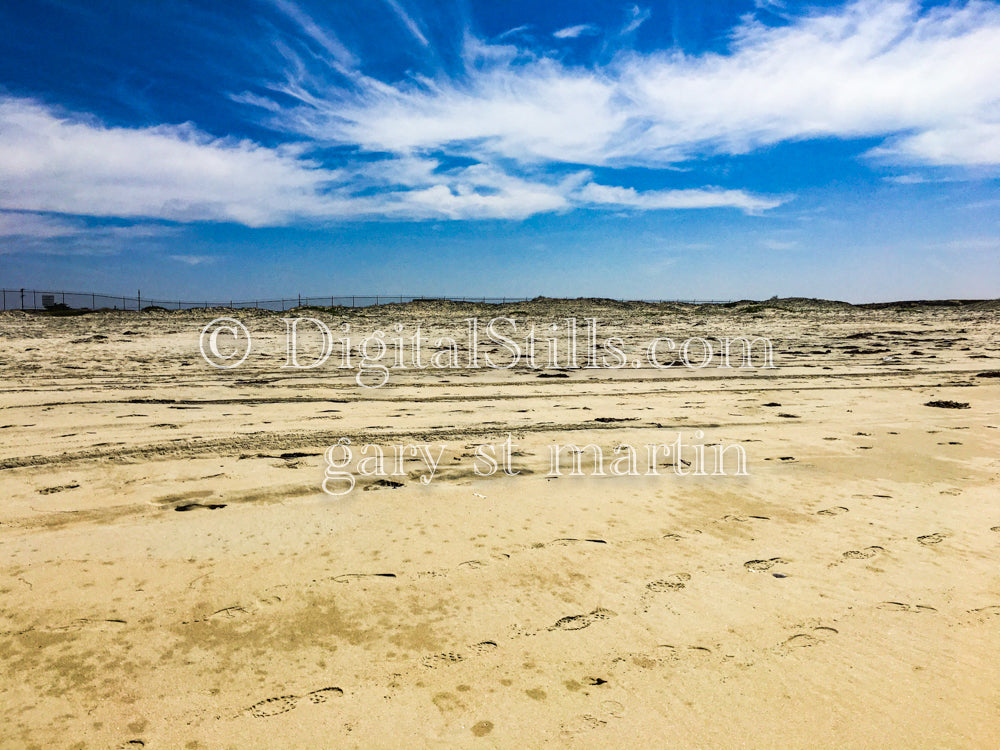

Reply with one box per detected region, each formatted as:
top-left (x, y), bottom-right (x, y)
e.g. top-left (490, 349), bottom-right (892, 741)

top-left (759, 238), bottom-right (799, 251)
top-left (340, 158), bottom-right (573, 219)
top-left (885, 173), bottom-right (930, 184)
top-left (869, 121), bottom-right (1000, 166)
top-left (0, 98), bottom-right (576, 225)
top-left (168, 254), bottom-right (217, 265)
top-left (0, 98), bottom-right (344, 226)
top-left (577, 183), bottom-right (784, 212)
top-left (553, 24), bottom-right (598, 39)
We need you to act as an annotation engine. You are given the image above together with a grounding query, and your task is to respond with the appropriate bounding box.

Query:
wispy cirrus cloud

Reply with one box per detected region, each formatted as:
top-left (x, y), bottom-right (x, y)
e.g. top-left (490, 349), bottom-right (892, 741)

top-left (940, 236), bottom-right (1000, 253)
top-left (0, 210), bottom-right (180, 254)
top-left (0, 211), bottom-right (89, 240)
top-left (621, 5), bottom-right (652, 35)
top-left (268, 0), bottom-right (357, 72)
top-left (168, 254), bottom-right (218, 265)
top-left (382, 0), bottom-right (431, 47)
top-left (553, 24), bottom-right (598, 39)
top-left (267, 0), bottom-right (1000, 168)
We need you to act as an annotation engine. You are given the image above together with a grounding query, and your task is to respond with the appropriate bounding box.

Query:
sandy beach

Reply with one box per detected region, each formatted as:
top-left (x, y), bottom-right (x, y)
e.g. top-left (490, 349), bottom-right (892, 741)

top-left (2, 298), bottom-right (999, 749)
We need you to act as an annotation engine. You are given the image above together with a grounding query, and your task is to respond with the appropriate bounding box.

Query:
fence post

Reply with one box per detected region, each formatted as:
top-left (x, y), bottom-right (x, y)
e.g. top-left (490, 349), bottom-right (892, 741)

top-left (137, 290), bottom-right (141, 310)
top-left (34, 290), bottom-right (37, 309)
top-left (21, 289), bottom-right (24, 310)
top-left (376, 295), bottom-right (379, 306)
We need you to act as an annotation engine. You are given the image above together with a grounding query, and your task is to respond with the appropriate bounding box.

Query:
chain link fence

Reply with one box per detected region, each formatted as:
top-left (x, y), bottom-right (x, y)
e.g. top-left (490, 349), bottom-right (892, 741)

top-left (1, 289), bottom-right (734, 312)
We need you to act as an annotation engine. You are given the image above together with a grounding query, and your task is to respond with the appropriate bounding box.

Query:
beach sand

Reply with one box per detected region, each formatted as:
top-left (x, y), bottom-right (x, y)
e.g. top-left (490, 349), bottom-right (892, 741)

top-left (1, 298), bottom-right (999, 749)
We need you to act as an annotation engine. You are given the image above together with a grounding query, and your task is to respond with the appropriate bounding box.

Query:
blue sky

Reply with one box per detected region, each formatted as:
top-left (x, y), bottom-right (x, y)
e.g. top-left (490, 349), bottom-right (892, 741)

top-left (0, 0), bottom-right (998, 302)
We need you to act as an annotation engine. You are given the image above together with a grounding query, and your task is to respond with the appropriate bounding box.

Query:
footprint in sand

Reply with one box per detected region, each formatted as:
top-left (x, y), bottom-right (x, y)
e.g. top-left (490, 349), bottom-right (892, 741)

top-left (646, 573), bottom-right (691, 592)
top-left (203, 605), bottom-right (250, 621)
top-left (422, 652), bottom-right (464, 669)
top-left (611, 644), bottom-right (713, 670)
top-left (559, 700), bottom-right (624, 738)
top-left (917, 533), bottom-right (948, 545)
top-left (744, 558), bottom-right (788, 572)
top-left (638, 574), bottom-right (692, 613)
top-left (817, 506), bottom-right (849, 516)
top-left (246, 687), bottom-right (343, 718)
top-left (247, 695), bottom-right (299, 718)
top-left (561, 714), bottom-right (608, 735)
top-left (422, 641), bottom-right (498, 668)
top-left (549, 608), bottom-right (617, 632)
top-left (187, 588), bottom-right (284, 625)
top-left (780, 626), bottom-right (838, 651)
top-left (610, 650), bottom-right (671, 670)
top-left (842, 546), bottom-right (884, 560)
top-left (417, 570), bottom-right (448, 579)
top-left (469, 640), bottom-right (498, 655)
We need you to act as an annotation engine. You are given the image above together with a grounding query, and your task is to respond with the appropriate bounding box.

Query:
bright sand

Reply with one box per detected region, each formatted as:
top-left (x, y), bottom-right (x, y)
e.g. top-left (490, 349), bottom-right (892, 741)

top-left (1, 298), bottom-right (999, 749)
